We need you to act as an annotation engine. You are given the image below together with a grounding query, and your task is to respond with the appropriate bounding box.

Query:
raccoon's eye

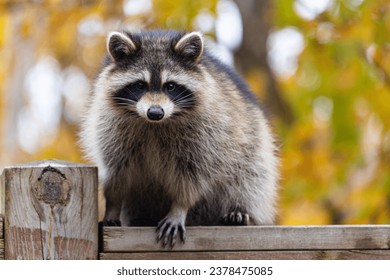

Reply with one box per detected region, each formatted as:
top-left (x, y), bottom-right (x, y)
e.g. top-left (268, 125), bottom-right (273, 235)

top-left (165, 82), bottom-right (176, 92)
top-left (136, 81), bottom-right (147, 90)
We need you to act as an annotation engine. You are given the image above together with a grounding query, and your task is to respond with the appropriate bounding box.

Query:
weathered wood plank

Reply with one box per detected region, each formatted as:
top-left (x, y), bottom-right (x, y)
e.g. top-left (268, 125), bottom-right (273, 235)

top-left (103, 225), bottom-right (390, 252)
top-left (0, 239), bottom-right (4, 260)
top-left (0, 216), bottom-right (3, 260)
top-left (2, 160), bottom-right (98, 260)
top-left (0, 170), bottom-right (5, 216)
top-left (0, 215), bottom-right (3, 239)
top-left (1, 175), bottom-right (4, 260)
top-left (100, 250), bottom-right (390, 260)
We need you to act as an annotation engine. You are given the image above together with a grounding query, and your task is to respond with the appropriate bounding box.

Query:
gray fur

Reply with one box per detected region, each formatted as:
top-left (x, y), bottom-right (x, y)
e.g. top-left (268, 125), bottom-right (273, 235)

top-left (80, 30), bottom-right (279, 247)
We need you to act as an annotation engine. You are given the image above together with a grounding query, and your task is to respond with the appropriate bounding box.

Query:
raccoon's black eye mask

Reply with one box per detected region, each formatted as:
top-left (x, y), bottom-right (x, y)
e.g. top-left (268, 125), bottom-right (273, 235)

top-left (114, 80), bottom-right (149, 103)
top-left (113, 79), bottom-right (192, 101)
top-left (163, 82), bottom-right (195, 107)
top-left (163, 82), bottom-right (186, 98)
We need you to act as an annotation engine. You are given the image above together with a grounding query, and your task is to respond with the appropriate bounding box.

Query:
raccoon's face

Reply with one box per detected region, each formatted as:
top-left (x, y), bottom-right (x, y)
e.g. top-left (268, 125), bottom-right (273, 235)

top-left (102, 30), bottom-right (204, 122)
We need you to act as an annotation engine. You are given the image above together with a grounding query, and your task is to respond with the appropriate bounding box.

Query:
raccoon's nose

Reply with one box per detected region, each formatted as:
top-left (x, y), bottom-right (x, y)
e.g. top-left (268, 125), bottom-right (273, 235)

top-left (147, 106), bottom-right (165, 121)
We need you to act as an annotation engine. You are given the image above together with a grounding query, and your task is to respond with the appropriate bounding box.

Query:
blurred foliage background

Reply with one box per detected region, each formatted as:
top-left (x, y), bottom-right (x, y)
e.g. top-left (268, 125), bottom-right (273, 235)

top-left (0, 0), bottom-right (389, 225)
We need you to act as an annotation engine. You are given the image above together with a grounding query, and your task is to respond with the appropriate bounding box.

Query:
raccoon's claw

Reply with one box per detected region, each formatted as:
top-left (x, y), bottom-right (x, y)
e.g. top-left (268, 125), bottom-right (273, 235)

top-left (103, 219), bottom-right (121, 226)
top-left (223, 210), bottom-right (250, 225)
top-left (156, 216), bottom-right (186, 248)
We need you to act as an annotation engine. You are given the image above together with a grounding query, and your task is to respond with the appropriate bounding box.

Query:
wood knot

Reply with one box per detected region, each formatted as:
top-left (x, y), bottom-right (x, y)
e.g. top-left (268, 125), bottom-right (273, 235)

top-left (32, 166), bottom-right (71, 207)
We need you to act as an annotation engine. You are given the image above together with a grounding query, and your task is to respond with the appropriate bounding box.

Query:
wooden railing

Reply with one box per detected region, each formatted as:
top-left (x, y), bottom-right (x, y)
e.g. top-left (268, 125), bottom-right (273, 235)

top-left (1, 160), bottom-right (389, 260)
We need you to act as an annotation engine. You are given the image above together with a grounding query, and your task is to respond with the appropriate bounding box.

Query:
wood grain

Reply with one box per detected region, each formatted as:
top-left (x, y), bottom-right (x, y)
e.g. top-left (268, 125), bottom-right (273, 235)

top-left (100, 250), bottom-right (390, 260)
top-left (103, 225), bottom-right (390, 252)
top-left (0, 170), bottom-right (5, 216)
top-left (0, 215), bottom-right (3, 260)
top-left (0, 239), bottom-right (3, 260)
top-left (2, 160), bottom-right (98, 259)
top-left (0, 215), bottom-right (3, 239)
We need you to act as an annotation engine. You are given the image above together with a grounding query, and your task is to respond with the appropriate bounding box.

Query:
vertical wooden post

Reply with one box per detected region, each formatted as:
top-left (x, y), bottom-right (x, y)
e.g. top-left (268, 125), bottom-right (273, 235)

top-left (0, 215), bottom-right (4, 260)
top-left (0, 169), bottom-right (4, 259)
top-left (0, 160), bottom-right (98, 260)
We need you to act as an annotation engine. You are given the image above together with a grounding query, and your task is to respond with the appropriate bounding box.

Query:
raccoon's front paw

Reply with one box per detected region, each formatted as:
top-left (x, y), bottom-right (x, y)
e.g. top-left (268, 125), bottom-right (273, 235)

top-left (156, 216), bottom-right (186, 248)
top-left (223, 209), bottom-right (250, 225)
top-left (103, 219), bottom-right (121, 226)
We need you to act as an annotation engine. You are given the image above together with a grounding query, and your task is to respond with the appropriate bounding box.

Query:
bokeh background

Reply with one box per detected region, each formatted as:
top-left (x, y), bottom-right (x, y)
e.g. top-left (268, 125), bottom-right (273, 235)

top-left (0, 0), bottom-right (389, 225)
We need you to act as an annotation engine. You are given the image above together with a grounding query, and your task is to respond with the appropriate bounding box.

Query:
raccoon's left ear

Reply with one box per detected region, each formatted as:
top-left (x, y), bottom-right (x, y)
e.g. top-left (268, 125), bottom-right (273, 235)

top-left (107, 31), bottom-right (138, 62)
top-left (174, 32), bottom-right (204, 63)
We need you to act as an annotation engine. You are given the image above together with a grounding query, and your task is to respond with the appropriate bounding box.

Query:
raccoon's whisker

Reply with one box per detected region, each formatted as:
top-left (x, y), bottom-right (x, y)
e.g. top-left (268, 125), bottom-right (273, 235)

top-left (113, 97), bottom-right (137, 104)
top-left (173, 92), bottom-right (194, 103)
top-left (175, 97), bottom-right (196, 104)
top-left (175, 105), bottom-right (194, 109)
top-left (172, 89), bottom-right (190, 102)
top-left (176, 102), bottom-right (193, 108)
top-left (113, 100), bottom-right (130, 105)
top-left (174, 99), bottom-right (196, 106)
top-left (125, 88), bottom-right (139, 101)
top-left (117, 104), bottom-right (137, 108)
top-left (174, 101), bottom-right (195, 107)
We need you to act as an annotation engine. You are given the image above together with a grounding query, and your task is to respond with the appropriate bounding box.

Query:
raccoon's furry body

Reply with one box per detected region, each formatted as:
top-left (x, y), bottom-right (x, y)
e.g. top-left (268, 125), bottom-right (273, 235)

top-left (80, 30), bottom-right (278, 246)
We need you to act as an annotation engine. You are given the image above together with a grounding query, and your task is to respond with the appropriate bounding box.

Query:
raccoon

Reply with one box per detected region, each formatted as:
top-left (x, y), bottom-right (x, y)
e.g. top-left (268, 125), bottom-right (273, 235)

top-left (80, 30), bottom-right (279, 247)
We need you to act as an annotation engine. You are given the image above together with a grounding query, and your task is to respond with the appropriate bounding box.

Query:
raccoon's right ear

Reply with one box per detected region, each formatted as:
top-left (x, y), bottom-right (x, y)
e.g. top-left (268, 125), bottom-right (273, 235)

top-left (174, 32), bottom-right (204, 63)
top-left (107, 31), bottom-right (138, 62)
